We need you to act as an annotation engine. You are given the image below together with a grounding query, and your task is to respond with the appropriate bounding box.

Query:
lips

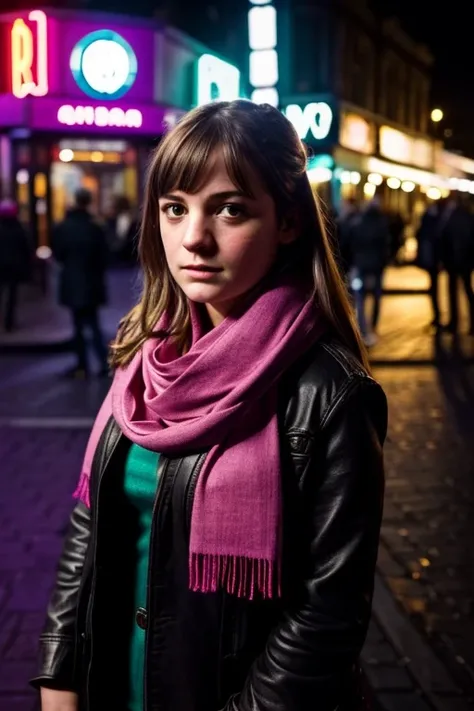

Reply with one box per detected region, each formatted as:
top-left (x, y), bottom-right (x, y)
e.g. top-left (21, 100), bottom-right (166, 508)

top-left (183, 265), bottom-right (222, 272)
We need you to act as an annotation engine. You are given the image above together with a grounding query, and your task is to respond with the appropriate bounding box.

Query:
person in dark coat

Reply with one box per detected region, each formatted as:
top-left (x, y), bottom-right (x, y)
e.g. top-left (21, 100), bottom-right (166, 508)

top-left (438, 197), bottom-right (474, 335)
top-left (415, 203), bottom-right (442, 329)
top-left (106, 195), bottom-right (140, 265)
top-left (335, 198), bottom-right (358, 279)
top-left (349, 197), bottom-right (391, 346)
top-left (52, 188), bottom-right (109, 377)
top-left (0, 199), bottom-right (32, 332)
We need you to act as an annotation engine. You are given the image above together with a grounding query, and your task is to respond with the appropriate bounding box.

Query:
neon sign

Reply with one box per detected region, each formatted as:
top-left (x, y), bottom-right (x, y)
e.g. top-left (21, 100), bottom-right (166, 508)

top-left (196, 54), bottom-right (240, 106)
top-left (70, 30), bottom-right (138, 100)
top-left (11, 10), bottom-right (48, 98)
top-left (57, 104), bottom-right (143, 129)
top-left (248, 1), bottom-right (279, 107)
top-left (283, 102), bottom-right (333, 141)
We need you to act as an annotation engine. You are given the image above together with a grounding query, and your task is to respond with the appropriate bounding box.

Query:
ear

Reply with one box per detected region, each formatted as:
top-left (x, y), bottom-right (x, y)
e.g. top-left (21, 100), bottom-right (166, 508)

top-left (278, 212), bottom-right (299, 245)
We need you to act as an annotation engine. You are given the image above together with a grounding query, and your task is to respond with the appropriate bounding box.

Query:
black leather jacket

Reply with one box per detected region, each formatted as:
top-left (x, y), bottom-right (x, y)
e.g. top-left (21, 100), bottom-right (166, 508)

top-left (31, 338), bottom-right (387, 711)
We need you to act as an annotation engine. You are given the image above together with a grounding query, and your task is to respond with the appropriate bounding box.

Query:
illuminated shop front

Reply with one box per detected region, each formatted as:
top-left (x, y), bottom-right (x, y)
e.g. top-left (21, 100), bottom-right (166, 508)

top-left (434, 149), bottom-right (474, 202)
top-left (280, 96), bottom-right (463, 224)
top-left (0, 9), bottom-right (241, 247)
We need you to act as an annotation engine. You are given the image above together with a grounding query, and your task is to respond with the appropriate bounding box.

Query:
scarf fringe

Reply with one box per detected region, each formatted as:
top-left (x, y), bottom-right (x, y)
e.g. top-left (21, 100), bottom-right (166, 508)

top-left (73, 475), bottom-right (281, 600)
top-left (73, 471), bottom-right (91, 509)
top-left (190, 553), bottom-right (280, 600)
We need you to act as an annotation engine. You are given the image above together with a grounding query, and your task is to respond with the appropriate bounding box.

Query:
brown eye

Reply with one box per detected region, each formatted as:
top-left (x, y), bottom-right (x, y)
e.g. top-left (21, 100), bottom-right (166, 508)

top-left (219, 204), bottom-right (244, 218)
top-left (164, 203), bottom-right (185, 218)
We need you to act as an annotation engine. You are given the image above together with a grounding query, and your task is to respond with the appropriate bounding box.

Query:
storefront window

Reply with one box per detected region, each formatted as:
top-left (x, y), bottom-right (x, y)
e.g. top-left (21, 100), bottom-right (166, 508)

top-left (50, 141), bottom-right (138, 224)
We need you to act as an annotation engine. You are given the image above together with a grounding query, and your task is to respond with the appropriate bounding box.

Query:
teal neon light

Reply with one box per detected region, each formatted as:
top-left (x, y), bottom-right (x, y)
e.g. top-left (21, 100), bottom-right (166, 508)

top-left (284, 102), bottom-right (333, 141)
top-left (196, 54), bottom-right (240, 106)
top-left (307, 154), bottom-right (334, 170)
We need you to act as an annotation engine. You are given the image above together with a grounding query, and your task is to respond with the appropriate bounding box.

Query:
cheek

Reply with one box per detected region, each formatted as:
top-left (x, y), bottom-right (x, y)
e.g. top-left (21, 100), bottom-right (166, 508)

top-left (159, 223), bottom-right (178, 267)
top-left (226, 225), bottom-right (279, 271)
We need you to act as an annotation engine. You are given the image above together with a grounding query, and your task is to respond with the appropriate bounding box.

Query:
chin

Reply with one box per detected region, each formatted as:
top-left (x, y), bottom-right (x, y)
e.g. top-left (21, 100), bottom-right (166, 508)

top-left (179, 281), bottom-right (228, 304)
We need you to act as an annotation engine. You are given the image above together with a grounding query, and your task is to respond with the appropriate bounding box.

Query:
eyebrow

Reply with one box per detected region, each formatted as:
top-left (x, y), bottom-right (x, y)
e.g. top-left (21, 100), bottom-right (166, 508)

top-left (160, 190), bottom-right (252, 202)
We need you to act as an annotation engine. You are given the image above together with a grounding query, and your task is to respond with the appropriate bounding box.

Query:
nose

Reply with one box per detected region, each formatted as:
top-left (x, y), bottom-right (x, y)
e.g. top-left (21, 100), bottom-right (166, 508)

top-left (181, 213), bottom-right (215, 253)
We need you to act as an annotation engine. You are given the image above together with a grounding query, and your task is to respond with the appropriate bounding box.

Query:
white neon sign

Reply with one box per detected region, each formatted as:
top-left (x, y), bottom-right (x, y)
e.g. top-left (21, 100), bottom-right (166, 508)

top-left (248, 0), bottom-right (279, 107)
top-left (196, 54), bottom-right (240, 106)
top-left (57, 104), bottom-right (143, 129)
top-left (70, 30), bottom-right (138, 100)
top-left (84, 41), bottom-right (130, 94)
top-left (284, 102), bottom-right (333, 141)
top-left (248, 6), bottom-right (277, 51)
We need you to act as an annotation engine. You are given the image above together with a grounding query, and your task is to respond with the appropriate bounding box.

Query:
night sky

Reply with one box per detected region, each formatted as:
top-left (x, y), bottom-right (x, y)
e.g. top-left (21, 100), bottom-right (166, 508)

top-left (370, 0), bottom-right (472, 150)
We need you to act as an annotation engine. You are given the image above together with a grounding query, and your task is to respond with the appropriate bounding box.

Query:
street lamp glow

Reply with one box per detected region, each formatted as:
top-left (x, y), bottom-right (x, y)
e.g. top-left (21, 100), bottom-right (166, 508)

top-left (431, 108), bottom-right (443, 123)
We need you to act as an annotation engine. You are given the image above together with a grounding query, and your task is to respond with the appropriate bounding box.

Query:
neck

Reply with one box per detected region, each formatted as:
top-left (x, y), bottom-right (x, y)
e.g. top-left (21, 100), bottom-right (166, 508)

top-left (205, 304), bottom-right (226, 328)
top-left (204, 295), bottom-right (245, 328)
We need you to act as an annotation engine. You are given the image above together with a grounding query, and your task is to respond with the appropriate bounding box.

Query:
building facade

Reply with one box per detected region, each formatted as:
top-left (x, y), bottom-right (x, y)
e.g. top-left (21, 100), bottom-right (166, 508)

top-left (279, 0), bottom-right (471, 232)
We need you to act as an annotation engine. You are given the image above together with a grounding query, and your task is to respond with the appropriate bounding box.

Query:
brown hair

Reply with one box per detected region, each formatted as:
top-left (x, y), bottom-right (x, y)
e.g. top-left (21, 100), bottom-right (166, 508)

top-left (110, 100), bottom-right (369, 371)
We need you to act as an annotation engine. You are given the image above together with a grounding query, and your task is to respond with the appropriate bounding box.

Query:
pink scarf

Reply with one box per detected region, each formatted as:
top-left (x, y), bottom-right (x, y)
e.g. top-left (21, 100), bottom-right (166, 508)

top-left (74, 273), bottom-right (325, 599)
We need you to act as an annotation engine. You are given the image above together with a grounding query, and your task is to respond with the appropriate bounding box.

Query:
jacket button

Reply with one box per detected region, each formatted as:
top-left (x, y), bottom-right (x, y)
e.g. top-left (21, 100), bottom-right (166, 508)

top-left (135, 607), bottom-right (148, 630)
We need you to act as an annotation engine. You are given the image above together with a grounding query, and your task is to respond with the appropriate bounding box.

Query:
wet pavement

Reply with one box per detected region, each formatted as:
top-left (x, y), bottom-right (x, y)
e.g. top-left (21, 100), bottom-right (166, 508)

top-left (375, 366), bottom-right (474, 704)
top-left (0, 427), bottom-right (90, 711)
top-left (0, 353), bottom-right (109, 422)
top-left (0, 264), bottom-right (140, 352)
top-left (368, 268), bottom-right (474, 364)
top-left (1, 268), bottom-right (474, 711)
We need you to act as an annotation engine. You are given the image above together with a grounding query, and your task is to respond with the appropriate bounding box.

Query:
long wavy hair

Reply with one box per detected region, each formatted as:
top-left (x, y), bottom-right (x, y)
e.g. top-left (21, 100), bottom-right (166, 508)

top-left (110, 99), bottom-right (369, 371)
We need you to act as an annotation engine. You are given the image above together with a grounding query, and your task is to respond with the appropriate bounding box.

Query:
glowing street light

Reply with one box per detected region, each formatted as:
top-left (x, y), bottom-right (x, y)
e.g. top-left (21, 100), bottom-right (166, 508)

top-left (431, 108), bottom-right (443, 123)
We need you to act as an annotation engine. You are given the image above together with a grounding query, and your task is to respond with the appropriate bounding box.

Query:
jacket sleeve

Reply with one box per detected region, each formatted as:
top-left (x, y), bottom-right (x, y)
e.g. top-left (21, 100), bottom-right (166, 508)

top-left (30, 501), bottom-right (91, 692)
top-left (226, 378), bottom-right (387, 711)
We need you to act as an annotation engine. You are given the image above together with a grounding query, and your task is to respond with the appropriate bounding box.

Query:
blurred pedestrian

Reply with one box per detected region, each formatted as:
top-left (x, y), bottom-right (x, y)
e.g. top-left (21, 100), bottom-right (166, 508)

top-left (415, 203), bottom-right (442, 329)
top-left (33, 101), bottom-right (387, 711)
top-left (52, 188), bottom-right (109, 378)
top-left (349, 197), bottom-right (391, 346)
top-left (387, 209), bottom-right (405, 264)
top-left (0, 199), bottom-right (32, 332)
top-left (335, 197), bottom-right (358, 279)
top-left (438, 196), bottom-right (474, 335)
top-left (106, 195), bottom-right (140, 265)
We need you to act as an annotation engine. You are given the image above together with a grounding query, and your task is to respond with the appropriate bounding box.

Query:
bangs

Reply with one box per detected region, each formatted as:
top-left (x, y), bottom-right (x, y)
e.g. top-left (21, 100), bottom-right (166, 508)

top-left (154, 118), bottom-right (257, 199)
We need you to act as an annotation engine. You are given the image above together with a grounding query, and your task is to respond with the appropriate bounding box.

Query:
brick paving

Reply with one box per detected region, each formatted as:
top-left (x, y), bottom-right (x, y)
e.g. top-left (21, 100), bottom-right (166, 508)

top-left (0, 427), bottom-right (89, 711)
top-left (369, 268), bottom-right (474, 364)
top-left (362, 617), bottom-right (436, 711)
top-left (1, 271), bottom-right (474, 710)
top-left (373, 366), bottom-right (474, 704)
top-left (0, 353), bottom-right (108, 422)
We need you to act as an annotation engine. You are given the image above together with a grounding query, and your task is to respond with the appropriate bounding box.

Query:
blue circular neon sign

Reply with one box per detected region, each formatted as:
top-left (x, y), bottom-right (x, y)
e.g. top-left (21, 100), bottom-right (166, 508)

top-left (70, 29), bottom-right (138, 100)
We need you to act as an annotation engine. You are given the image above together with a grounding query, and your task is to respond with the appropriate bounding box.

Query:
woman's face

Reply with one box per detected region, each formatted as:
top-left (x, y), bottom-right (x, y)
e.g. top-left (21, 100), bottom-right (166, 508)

top-left (158, 152), bottom-right (295, 326)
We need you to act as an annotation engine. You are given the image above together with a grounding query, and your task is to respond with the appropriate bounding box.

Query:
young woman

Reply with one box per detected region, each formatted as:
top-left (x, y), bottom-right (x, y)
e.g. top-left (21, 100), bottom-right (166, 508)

top-left (33, 100), bottom-right (387, 711)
